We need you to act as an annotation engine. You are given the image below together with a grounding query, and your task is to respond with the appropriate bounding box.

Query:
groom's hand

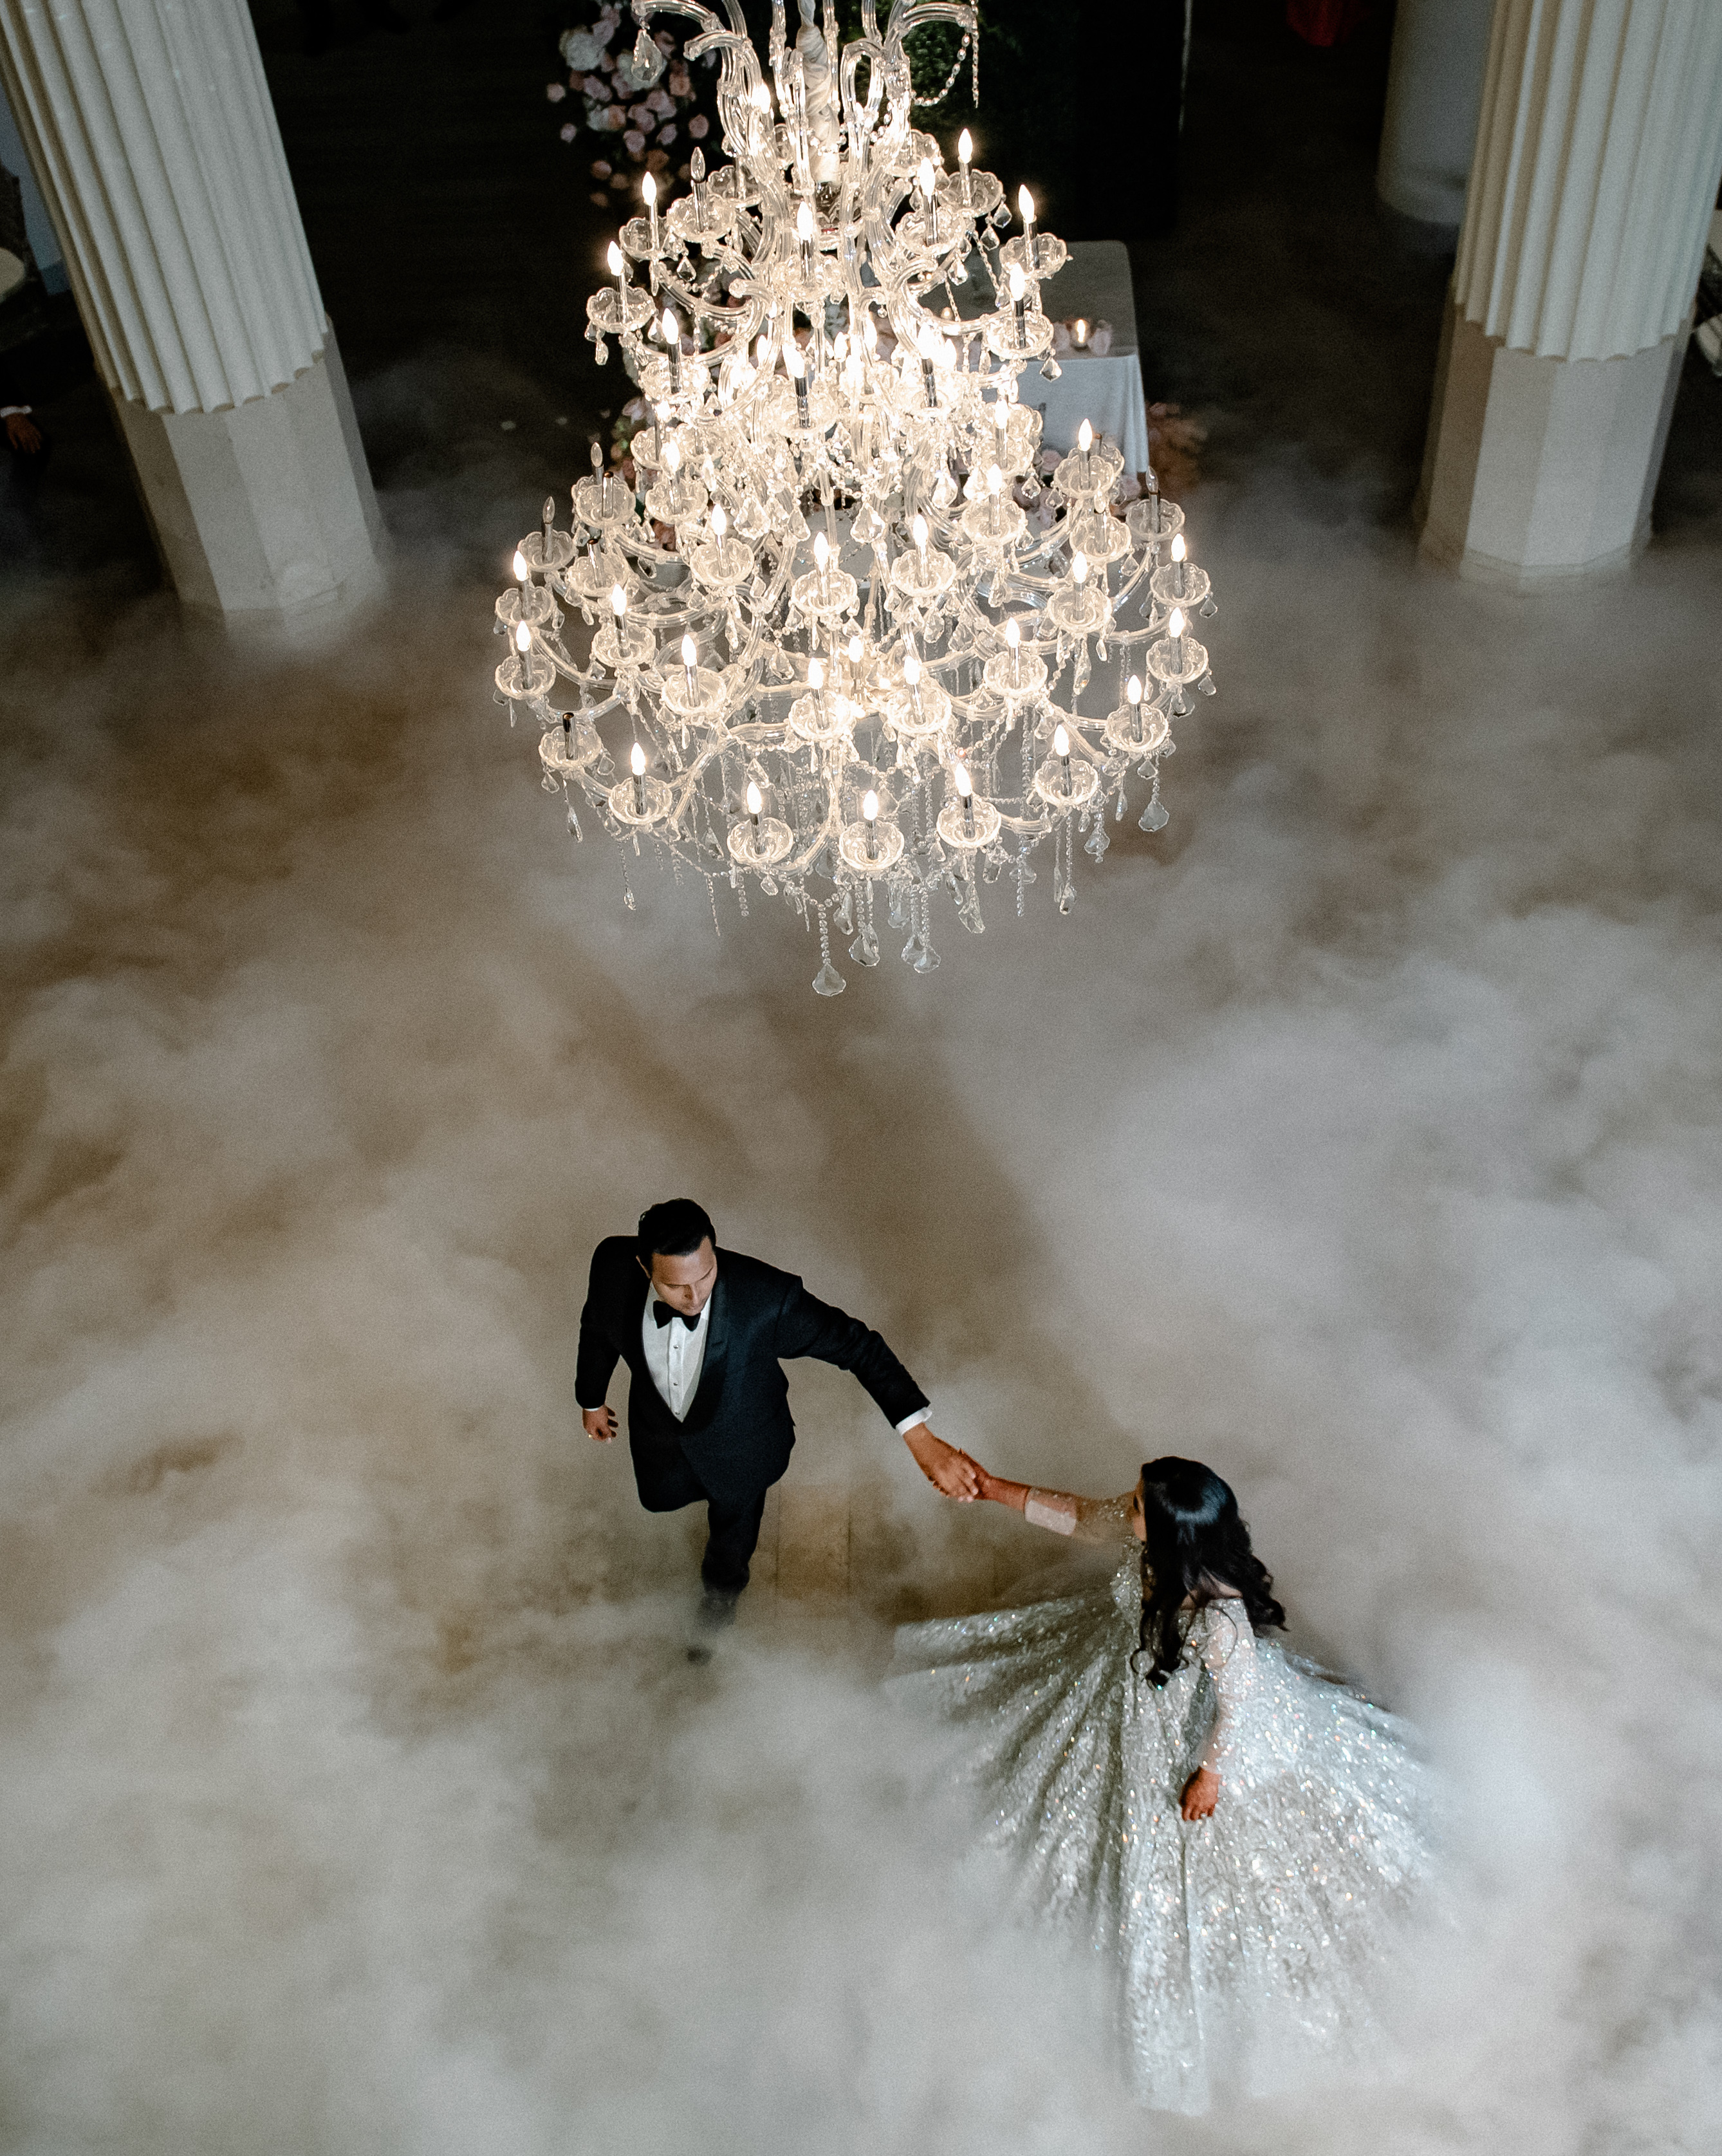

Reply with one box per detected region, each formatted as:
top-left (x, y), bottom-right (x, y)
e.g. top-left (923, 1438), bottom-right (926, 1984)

top-left (582, 1407), bottom-right (617, 1444)
top-left (902, 1422), bottom-right (981, 1501)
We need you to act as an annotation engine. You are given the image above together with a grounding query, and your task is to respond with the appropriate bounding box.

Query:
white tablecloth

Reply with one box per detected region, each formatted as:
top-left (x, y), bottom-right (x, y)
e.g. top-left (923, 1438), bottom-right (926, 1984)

top-left (1026, 241), bottom-right (1151, 476)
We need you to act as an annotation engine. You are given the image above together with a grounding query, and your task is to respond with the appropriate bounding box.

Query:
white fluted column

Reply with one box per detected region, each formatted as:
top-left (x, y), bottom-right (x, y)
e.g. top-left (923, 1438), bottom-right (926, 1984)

top-left (0, 0), bottom-right (382, 627)
top-left (1417, 0), bottom-right (1722, 590)
top-left (1376, 0), bottom-right (1495, 228)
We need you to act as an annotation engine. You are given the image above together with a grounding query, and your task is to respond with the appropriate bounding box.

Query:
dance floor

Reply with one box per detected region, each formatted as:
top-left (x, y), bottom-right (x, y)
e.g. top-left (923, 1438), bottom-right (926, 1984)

top-left (1, 6), bottom-right (1718, 2151)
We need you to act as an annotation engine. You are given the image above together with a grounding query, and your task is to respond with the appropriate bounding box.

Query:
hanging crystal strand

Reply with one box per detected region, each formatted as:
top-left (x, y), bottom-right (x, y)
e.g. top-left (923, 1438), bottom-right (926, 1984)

top-left (811, 902), bottom-right (846, 995)
top-left (1139, 757), bottom-right (1169, 832)
top-left (850, 877), bottom-right (880, 966)
top-left (1055, 813), bottom-right (1075, 913)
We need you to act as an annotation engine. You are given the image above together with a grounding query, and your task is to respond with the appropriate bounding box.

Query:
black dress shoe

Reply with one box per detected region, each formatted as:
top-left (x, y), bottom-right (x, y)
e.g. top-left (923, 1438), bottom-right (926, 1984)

top-left (698, 1585), bottom-right (741, 1630)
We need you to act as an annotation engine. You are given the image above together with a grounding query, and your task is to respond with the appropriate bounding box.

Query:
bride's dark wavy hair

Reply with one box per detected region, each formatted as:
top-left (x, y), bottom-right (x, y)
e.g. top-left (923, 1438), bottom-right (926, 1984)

top-left (1134, 1457), bottom-right (1285, 1688)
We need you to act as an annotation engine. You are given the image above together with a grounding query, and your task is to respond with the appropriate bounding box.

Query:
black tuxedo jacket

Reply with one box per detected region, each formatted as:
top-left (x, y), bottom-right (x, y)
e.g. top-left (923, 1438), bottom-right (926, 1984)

top-left (575, 1238), bottom-right (928, 1507)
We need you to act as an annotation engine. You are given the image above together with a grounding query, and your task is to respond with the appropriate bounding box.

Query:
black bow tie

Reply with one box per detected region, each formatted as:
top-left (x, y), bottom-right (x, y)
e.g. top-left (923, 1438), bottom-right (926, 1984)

top-left (653, 1301), bottom-right (701, 1332)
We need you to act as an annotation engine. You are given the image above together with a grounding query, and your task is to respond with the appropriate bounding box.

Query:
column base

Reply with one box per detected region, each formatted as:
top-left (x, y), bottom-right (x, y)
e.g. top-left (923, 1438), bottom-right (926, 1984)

top-left (110, 325), bottom-right (385, 633)
top-left (1416, 293), bottom-right (1688, 590)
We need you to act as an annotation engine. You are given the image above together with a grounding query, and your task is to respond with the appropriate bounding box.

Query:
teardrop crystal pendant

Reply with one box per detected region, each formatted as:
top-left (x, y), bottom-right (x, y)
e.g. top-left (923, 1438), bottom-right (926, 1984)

top-left (812, 960), bottom-right (847, 996)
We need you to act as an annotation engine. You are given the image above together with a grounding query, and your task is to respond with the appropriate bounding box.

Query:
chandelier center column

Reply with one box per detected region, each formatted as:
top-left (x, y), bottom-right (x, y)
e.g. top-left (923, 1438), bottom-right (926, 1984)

top-left (0, 0), bottom-right (384, 628)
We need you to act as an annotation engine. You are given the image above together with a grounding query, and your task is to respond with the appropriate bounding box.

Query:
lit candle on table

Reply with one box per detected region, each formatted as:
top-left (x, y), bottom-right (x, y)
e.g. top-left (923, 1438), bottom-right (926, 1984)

top-left (863, 788), bottom-right (880, 861)
top-left (630, 741), bottom-right (647, 813)
top-left (1053, 721), bottom-right (1072, 794)
top-left (1072, 317), bottom-right (1089, 349)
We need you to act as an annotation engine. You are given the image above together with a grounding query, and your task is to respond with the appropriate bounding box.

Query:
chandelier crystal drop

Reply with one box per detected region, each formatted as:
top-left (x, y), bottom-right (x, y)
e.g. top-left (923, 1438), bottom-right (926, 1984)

top-left (493, 0), bottom-right (1218, 994)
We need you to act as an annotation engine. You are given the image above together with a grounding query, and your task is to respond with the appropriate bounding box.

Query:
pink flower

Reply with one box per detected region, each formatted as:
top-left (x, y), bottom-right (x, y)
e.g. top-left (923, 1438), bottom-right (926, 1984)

top-left (624, 129), bottom-right (645, 155)
top-left (560, 122), bottom-right (578, 142)
top-left (687, 114), bottom-right (708, 139)
top-left (658, 122), bottom-right (678, 145)
top-left (546, 82), bottom-right (566, 102)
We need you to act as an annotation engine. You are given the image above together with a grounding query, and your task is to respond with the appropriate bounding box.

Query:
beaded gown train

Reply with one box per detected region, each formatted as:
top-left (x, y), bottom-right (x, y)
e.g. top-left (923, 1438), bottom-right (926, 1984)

top-left (891, 1489), bottom-right (1436, 2112)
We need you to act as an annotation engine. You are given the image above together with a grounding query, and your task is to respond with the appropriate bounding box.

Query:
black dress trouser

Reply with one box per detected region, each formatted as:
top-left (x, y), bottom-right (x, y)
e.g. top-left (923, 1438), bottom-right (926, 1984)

top-left (633, 1437), bottom-right (768, 1594)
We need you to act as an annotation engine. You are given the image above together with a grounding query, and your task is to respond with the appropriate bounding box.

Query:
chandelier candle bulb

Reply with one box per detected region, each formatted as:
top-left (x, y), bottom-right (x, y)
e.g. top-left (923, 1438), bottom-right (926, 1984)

top-left (1006, 614), bottom-right (1022, 683)
top-left (808, 655), bottom-right (826, 716)
top-left (611, 583), bottom-right (627, 620)
top-left (1079, 417), bottom-right (1093, 485)
top-left (1054, 721), bottom-right (1072, 793)
top-left (1171, 532), bottom-right (1187, 598)
top-left (1169, 606), bottom-right (1186, 671)
top-left (746, 779), bottom-right (763, 839)
top-left (785, 339), bottom-right (810, 424)
top-left (1019, 184), bottom-right (1036, 268)
top-left (913, 514), bottom-right (929, 575)
top-left (630, 740), bottom-right (647, 813)
top-left (642, 169), bottom-right (659, 250)
top-left (690, 147), bottom-right (705, 225)
top-left (1009, 263), bottom-right (1028, 342)
top-left (662, 310), bottom-right (681, 394)
top-left (513, 547), bottom-right (530, 585)
top-left (918, 158), bottom-right (938, 245)
top-left (1127, 673), bottom-right (1143, 740)
top-left (607, 239), bottom-right (627, 315)
top-left (903, 651), bottom-right (924, 713)
top-left (813, 530), bottom-right (831, 600)
top-left (1071, 550), bottom-right (1089, 587)
top-left (863, 788), bottom-right (880, 860)
top-left (797, 199), bottom-right (815, 282)
top-left (958, 127), bottom-right (973, 204)
top-left (956, 761), bottom-right (976, 833)
top-left (514, 621), bottom-right (531, 663)
top-left (681, 633), bottom-right (698, 697)
top-left (987, 462), bottom-right (1002, 534)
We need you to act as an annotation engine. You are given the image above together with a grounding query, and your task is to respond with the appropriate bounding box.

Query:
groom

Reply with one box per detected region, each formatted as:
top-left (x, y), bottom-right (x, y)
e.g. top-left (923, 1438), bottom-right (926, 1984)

top-left (577, 1200), bottom-right (979, 1623)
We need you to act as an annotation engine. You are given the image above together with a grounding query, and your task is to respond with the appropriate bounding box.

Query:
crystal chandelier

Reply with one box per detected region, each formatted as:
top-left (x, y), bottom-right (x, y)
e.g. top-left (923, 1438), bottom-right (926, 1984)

top-left (494, 0), bottom-right (1217, 994)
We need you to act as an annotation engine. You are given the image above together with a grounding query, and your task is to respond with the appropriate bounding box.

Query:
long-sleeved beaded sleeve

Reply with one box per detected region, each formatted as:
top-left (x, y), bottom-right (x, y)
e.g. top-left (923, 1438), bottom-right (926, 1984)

top-left (1021, 1487), bottom-right (1138, 1544)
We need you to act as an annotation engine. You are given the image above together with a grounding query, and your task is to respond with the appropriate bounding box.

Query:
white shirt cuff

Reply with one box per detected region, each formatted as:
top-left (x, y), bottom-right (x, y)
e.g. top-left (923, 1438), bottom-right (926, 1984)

top-left (894, 1406), bottom-right (931, 1436)
top-left (1, 405), bottom-right (32, 418)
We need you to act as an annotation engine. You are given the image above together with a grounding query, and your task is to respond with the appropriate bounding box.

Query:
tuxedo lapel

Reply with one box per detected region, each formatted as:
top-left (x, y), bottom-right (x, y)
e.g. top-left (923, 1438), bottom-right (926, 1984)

top-left (682, 1269), bottom-right (730, 1431)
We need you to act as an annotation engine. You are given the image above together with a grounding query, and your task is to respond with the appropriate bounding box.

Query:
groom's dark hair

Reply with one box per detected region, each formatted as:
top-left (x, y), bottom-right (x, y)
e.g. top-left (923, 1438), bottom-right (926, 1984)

top-left (637, 1198), bottom-right (716, 1264)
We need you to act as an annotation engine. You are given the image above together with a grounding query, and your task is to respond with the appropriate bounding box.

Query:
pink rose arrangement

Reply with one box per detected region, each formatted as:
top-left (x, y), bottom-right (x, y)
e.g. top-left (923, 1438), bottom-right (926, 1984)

top-left (551, 6), bottom-right (718, 206)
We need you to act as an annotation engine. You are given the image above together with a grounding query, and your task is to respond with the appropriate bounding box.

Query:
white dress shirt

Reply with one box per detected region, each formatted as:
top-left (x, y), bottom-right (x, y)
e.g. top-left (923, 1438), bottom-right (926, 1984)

top-left (640, 1288), bottom-right (931, 1432)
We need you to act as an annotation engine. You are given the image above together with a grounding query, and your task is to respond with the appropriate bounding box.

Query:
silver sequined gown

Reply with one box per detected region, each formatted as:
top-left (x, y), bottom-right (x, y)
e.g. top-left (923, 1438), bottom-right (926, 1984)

top-left (891, 1491), bottom-right (1436, 2112)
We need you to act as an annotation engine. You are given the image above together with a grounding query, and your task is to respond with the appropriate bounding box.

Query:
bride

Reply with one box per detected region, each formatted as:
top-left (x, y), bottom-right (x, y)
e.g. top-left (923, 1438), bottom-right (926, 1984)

top-left (891, 1456), bottom-right (1436, 2111)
